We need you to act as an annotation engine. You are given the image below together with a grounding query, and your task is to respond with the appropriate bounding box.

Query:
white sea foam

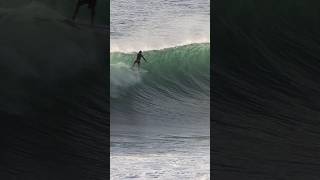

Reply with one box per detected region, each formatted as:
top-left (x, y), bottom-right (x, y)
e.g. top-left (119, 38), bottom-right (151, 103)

top-left (111, 153), bottom-right (210, 180)
top-left (110, 38), bottom-right (210, 53)
top-left (110, 62), bottom-right (144, 98)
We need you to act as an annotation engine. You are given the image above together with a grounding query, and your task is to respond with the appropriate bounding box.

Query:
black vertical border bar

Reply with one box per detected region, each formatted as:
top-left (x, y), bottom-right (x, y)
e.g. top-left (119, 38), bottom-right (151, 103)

top-left (210, 0), bottom-right (214, 179)
top-left (106, 0), bottom-right (110, 179)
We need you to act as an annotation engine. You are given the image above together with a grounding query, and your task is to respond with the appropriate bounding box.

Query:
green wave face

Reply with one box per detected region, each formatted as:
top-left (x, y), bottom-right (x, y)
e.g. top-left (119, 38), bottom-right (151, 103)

top-left (110, 43), bottom-right (210, 98)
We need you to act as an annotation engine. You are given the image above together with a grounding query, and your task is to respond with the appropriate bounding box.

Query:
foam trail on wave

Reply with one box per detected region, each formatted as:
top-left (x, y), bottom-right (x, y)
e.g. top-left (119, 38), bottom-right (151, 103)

top-left (110, 62), bottom-right (143, 98)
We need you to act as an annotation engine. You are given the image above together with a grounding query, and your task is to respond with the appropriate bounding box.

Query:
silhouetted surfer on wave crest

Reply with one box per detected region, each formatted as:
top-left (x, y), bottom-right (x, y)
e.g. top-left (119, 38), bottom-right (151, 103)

top-left (132, 50), bottom-right (147, 71)
top-left (72, 0), bottom-right (97, 25)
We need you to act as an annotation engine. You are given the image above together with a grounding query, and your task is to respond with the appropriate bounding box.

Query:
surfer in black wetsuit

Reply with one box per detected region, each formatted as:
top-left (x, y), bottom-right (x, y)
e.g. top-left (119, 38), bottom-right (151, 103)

top-left (132, 51), bottom-right (147, 70)
top-left (72, 0), bottom-right (97, 25)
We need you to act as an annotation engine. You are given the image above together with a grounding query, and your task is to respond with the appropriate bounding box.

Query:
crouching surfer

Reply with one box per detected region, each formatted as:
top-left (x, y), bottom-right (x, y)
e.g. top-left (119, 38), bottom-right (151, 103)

top-left (72, 0), bottom-right (97, 25)
top-left (132, 50), bottom-right (147, 71)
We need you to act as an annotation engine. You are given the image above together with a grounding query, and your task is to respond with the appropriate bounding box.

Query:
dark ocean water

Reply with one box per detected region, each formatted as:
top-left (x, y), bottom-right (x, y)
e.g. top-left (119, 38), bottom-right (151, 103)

top-left (0, 1), bottom-right (108, 179)
top-left (213, 1), bottom-right (320, 179)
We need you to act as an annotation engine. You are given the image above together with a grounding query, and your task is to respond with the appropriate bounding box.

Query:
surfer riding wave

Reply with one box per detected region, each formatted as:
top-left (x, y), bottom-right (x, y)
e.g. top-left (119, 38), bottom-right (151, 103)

top-left (72, 0), bottom-right (97, 24)
top-left (131, 50), bottom-right (147, 71)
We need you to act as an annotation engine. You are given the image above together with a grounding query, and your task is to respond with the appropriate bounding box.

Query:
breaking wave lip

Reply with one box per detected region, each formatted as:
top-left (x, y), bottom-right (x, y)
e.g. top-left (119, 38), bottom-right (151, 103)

top-left (110, 43), bottom-right (210, 99)
top-left (110, 39), bottom-right (210, 53)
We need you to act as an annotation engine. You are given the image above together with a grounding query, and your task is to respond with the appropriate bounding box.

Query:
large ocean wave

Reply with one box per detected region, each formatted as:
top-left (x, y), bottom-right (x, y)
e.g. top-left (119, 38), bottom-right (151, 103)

top-left (110, 43), bottom-right (210, 99)
top-left (110, 43), bottom-right (210, 179)
top-left (110, 43), bottom-right (210, 131)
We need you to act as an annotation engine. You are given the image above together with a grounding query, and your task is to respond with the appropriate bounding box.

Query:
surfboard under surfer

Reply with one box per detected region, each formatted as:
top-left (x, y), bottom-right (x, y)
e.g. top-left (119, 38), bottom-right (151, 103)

top-left (132, 51), bottom-right (147, 71)
top-left (72, 0), bottom-right (97, 25)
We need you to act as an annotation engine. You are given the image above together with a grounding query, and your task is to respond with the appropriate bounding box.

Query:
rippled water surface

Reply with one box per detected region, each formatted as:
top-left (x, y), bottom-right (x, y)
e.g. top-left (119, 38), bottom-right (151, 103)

top-left (110, 0), bottom-right (210, 179)
top-left (111, 0), bottom-right (210, 51)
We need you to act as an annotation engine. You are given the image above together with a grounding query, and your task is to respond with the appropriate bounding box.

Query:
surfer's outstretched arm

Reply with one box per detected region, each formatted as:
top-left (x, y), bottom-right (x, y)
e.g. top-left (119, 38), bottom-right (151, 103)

top-left (142, 55), bottom-right (147, 62)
